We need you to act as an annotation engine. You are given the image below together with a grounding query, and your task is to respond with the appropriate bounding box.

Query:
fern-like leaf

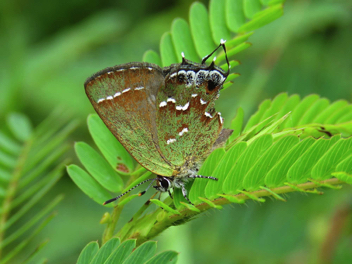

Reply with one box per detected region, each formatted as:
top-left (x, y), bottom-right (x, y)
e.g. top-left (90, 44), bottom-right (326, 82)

top-left (76, 238), bottom-right (178, 264)
top-left (0, 111), bottom-right (76, 263)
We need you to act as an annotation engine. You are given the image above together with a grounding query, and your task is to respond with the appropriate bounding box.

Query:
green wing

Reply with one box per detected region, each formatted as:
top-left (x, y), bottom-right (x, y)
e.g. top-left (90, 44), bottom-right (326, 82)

top-left (155, 65), bottom-right (226, 169)
top-left (85, 63), bottom-right (174, 176)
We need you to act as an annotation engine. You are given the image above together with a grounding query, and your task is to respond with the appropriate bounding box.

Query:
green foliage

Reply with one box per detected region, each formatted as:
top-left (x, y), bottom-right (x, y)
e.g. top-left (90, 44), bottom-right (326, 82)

top-left (76, 238), bottom-right (178, 264)
top-left (0, 110), bottom-right (76, 263)
top-left (144, 0), bottom-right (285, 89)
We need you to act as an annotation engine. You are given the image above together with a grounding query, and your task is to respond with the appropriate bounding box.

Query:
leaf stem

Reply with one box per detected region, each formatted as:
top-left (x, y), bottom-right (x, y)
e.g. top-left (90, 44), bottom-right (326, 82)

top-left (0, 138), bottom-right (33, 258)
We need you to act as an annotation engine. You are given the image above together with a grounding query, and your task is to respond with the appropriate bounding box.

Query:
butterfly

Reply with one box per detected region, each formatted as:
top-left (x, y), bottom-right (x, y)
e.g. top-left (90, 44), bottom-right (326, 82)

top-left (84, 40), bottom-right (232, 205)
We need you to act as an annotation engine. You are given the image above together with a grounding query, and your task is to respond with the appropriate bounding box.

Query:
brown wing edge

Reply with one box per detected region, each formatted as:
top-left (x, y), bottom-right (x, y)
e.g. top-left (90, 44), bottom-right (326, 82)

top-left (211, 129), bottom-right (233, 151)
top-left (84, 62), bottom-right (164, 89)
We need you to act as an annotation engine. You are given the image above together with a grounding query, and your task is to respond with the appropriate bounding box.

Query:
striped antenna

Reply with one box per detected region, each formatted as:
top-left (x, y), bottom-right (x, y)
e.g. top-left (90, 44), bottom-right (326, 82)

top-left (188, 175), bottom-right (218, 181)
top-left (103, 178), bottom-right (157, 205)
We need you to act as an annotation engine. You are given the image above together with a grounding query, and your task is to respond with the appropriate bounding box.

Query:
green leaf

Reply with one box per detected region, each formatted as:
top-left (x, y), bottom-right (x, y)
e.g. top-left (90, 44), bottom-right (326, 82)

top-left (226, 0), bottom-right (246, 32)
top-left (205, 142), bottom-right (247, 199)
top-left (313, 100), bottom-right (348, 124)
top-left (188, 148), bottom-right (226, 204)
top-left (242, 135), bottom-right (299, 191)
top-left (243, 99), bottom-right (272, 132)
top-left (142, 50), bottom-right (161, 66)
top-left (223, 134), bottom-right (273, 194)
top-left (229, 107), bottom-right (244, 141)
top-left (311, 137), bottom-right (352, 180)
top-left (75, 142), bottom-right (123, 192)
top-left (265, 137), bottom-right (315, 187)
top-left (160, 32), bottom-right (178, 67)
top-left (88, 114), bottom-right (134, 174)
top-left (333, 155), bottom-right (352, 184)
top-left (171, 19), bottom-right (199, 62)
top-left (6, 113), bottom-right (33, 142)
top-left (90, 238), bottom-right (120, 264)
top-left (287, 135), bottom-right (341, 184)
top-left (144, 250), bottom-right (178, 264)
top-left (150, 199), bottom-right (180, 215)
top-left (209, 0), bottom-right (231, 43)
top-left (67, 165), bottom-right (113, 206)
top-left (122, 241), bottom-right (157, 264)
top-left (190, 2), bottom-right (216, 60)
top-left (77, 242), bottom-right (99, 264)
top-left (104, 240), bottom-right (136, 264)
top-left (244, 0), bottom-right (262, 18)
top-left (238, 4), bottom-right (283, 33)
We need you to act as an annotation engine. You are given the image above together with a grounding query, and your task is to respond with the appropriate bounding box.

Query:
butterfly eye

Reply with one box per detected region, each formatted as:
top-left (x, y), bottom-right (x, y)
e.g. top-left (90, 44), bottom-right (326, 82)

top-left (160, 177), bottom-right (171, 189)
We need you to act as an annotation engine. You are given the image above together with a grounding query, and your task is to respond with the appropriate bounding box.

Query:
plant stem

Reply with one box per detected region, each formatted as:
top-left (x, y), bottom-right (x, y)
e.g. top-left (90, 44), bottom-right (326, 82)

top-left (0, 138), bottom-right (33, 258)
top-left (121, 178), bottom-right (344, 245)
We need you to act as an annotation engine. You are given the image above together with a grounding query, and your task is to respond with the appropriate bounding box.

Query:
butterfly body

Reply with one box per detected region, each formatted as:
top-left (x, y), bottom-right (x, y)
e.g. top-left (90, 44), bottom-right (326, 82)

top-left (85, 42), bottom-right (232, 204)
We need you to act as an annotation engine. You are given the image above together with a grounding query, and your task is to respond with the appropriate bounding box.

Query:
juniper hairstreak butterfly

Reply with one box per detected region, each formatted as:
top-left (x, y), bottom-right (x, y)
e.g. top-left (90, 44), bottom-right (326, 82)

top-left (84, 40), bottom-right (233, 205)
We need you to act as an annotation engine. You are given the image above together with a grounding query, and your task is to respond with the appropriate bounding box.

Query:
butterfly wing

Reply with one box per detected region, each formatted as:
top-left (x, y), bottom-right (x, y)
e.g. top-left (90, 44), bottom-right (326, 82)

top-left (85, 63), bottom-right (174, 176)
top-left (155, 63), bottom-right (227, 169)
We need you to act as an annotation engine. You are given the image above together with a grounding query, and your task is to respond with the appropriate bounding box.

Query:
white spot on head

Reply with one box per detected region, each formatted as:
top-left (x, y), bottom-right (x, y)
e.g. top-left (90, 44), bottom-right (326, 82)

top-left (209, 70), bottom-right (225, 85)
top-left (97, 98), bottom-right (105, 103)
top-left (191, 94), bottom-right (198, 98)
top-left (122, 88), bottom-right (131, 93)
top-left (220, 39), bottom-right (226, 44)
top-left (181, 52), bottom-right (185, 58)
top-left (114, 92), bottom-right (121, 97)
top-left (167, 98), bottom-right (176, 103)
top-left (196, 70), bottom-right (209, 86)
top-left (170, 72), bottom-right (177, 78)
top-left (135, 86), bottom-right (144, 90)
top-left (179, 127), bottom-right (189, 136)
top-left (204, 112), bottom-right (213, 118)
top-left (200, 98), bottom-right (207, 105)
top-left (186, 71), bottom-right (195, 87)
top-left (213, 56), bottom-right (217, 62)
top-left (106, 96), bottom-right (113, 100)
top-left (167, 138), bottom-right (177, 145)
top-left (159, 101), bottom-right (167, 107)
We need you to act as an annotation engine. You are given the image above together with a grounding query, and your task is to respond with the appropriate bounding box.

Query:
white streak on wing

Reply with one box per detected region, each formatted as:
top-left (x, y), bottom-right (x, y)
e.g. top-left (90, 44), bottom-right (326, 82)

top-left (122, 88), bottom-right (131, 93)
top-left (218, 112), bottom-right (223, 124)
top-left (107, 71), bottom-right (113, 75)
top-left (97, 98), bottom-right (105, 103)
top-left (106, 96), bottom-right (113, 100)
top-left (176, 102), bottom-right (190, 111)
top-left (200, 98), bottom-right (207, 105)
top-left (204, 112), bottom-right (213, 118)
top-left (179, 127), bottom-right (189, 136)
top-left (167, 98), bottom-right (176, 103)
top-left (182, 102), bottom-right (189, 111)
top-left (130, 67), bottom-right (139, 70)
top-left (159, 101), bottom-right (167, 107)
top-left (116, 69), bottom-right (124, 72)
top-left (167, 138), bottom-right (176, 145)
top-left (135, 86), bottom-right (144, 90)
top-left (191, 94), bottom-right (198, 98)
top-left (170, 73), bottom-right (177, 78)
top-left (114, 92), bottom-right (121, 97)
top-left (148, 67), bottom-right (153, 71)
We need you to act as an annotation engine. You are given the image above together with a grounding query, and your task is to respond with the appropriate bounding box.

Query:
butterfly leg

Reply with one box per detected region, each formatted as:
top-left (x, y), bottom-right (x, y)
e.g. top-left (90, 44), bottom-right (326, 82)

top-left (181, 184), bottom-right (194, 205)
top-left (168, 190), bottom-right (173, 199)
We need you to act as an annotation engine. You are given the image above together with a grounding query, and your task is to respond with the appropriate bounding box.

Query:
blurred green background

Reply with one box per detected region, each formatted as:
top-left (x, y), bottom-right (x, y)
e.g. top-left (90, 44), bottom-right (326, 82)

top-left (1, 0), bottom-right (352, 263)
